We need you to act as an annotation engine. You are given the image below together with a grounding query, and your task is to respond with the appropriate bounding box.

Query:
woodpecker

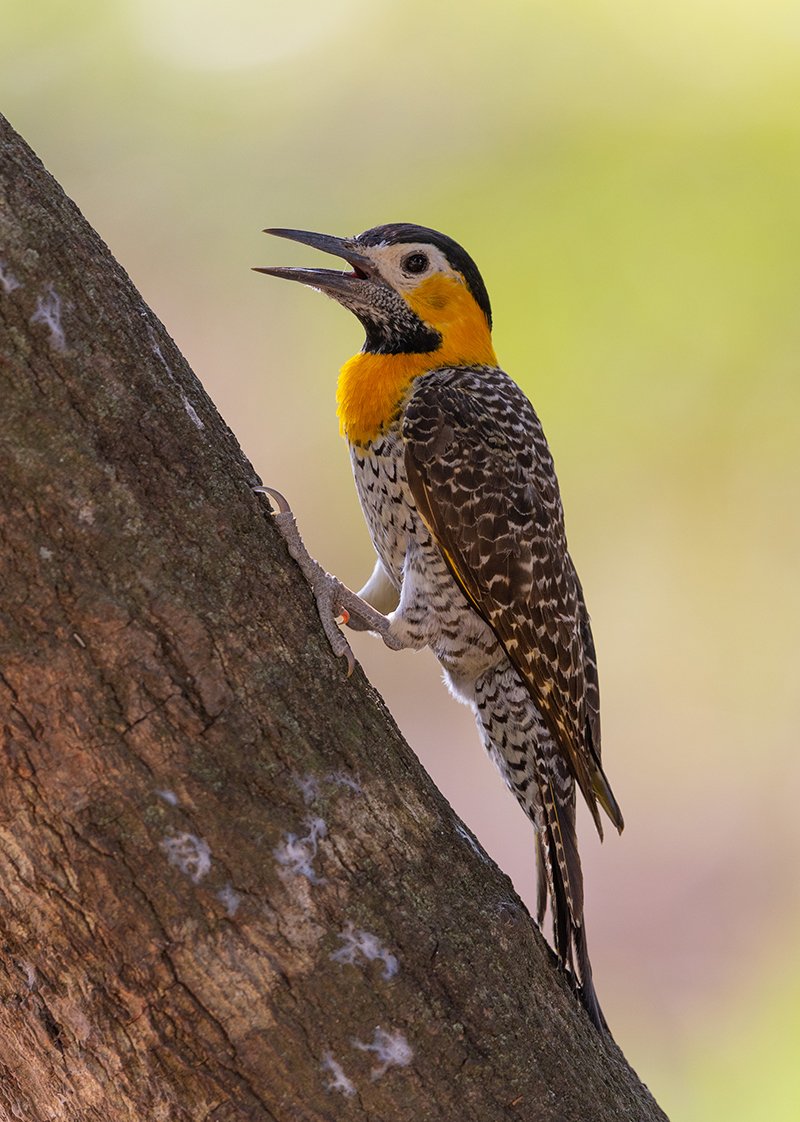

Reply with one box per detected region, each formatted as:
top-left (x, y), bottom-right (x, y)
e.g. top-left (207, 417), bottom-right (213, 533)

top-left (255, 224), bottom-right (623, 1030)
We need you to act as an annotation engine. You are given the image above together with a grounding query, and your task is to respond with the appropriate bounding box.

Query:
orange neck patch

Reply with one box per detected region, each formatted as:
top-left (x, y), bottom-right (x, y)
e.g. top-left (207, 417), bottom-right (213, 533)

top-left (336, 274), bottom-right (497, 447)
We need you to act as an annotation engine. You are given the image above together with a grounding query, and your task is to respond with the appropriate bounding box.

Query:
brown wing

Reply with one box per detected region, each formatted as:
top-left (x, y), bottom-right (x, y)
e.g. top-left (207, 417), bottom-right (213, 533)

top-left (403, 367), bottom-right (623, 835)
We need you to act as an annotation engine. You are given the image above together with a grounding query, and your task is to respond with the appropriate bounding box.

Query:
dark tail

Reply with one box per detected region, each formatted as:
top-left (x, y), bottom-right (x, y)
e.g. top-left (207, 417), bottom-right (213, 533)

top-left (539, 779), bottom-right (608, 1033)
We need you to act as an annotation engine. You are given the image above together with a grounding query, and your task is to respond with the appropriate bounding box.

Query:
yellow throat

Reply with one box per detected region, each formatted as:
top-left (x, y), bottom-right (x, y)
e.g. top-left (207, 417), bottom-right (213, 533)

top-left (336, 273), bottom-right (497, 447)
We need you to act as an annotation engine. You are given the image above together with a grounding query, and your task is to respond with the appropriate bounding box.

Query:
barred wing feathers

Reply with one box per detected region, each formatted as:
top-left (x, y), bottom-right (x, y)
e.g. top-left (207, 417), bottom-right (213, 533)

top-left (402, 368), bottom-right (623, 836)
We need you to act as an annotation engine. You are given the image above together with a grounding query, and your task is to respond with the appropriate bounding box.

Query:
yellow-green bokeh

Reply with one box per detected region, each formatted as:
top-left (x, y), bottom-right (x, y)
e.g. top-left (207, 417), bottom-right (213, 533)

top-left (4, 3), bottom-right (799, 1117)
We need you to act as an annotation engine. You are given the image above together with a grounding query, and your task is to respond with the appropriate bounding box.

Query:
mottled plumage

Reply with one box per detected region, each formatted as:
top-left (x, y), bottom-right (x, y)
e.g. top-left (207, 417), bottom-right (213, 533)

top-left (258, 223), bottom-right (623, 1031)
top-left (350, 365), bottom-right (621, 1028)
top-left (403, 367), bottom-right (622, 837)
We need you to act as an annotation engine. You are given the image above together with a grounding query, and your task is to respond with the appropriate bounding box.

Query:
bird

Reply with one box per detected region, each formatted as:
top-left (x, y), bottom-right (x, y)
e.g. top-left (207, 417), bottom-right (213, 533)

top-left (255, 223), bottom-right (624, 1030)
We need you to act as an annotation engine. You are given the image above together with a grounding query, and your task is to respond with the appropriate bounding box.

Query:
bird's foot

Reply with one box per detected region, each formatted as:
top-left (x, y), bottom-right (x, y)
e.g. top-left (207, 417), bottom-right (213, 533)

top-left (255, 487), bottom-right (402, 675)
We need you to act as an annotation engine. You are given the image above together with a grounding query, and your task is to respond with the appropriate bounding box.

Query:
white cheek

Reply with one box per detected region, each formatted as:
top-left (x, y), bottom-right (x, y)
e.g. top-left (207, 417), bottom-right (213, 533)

top-left (368, 244), bottom-right (452, 291)
top-left (395, 268), bottom-right (431, 292)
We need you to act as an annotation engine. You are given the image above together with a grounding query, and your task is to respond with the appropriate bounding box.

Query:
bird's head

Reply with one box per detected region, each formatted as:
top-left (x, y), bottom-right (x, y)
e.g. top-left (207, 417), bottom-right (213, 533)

top-left (256, 223), bottom-right (494, 363)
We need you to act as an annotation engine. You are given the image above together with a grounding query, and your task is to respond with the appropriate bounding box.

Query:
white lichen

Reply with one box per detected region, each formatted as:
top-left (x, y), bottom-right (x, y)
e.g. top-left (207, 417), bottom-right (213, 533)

top-left (456, 823), bottom-right (490, 863)
top-left (147, 323), bottom-right (204, 431)
top-left (39, 546), bottom-right (53, 561)
top-left (321, 1052), bottom-right (356, 1097)
top-left (148, 325), bottom-right (172, 375)
top-left (160, 832), bottom-right (211, 883)
top-left (156, 788), bottom-right (179, 806)
top-left (331, 924), bottom-right (398, 981)
top-left (21, 962), bottom-right (36, 990)
top-left (181, 393), bottom-right (205, 430)
top-left (352, 1026), bottom-right (413, 1079)
top-left (273, 816), bottom-right (327, 884)
top-left (327, 770), bottom-right (362, 794)
top-left (217, 883), bottom-right (241, 917)
top-left (293, 773), bottom-right (321, 805)
top-left (30, 285), bottom-right (66, 351)
top-left (0, 261), bottom-right (21, 294)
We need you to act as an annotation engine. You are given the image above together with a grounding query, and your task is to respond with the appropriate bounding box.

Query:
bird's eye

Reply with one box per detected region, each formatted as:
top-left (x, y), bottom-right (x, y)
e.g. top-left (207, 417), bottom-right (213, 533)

top-left (402, 252), bottom-right (429, 276)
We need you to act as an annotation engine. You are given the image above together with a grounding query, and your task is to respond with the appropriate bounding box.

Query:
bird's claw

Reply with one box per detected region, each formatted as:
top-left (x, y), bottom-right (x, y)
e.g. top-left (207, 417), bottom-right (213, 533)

top-left (253, 484), bottom-right (291, 513)
top-left (320, 607), bottom-right (357, 677)
top-left (311, 572), bottom-right (358, 677)
top-left (255, 483), bottom-right (359, 674)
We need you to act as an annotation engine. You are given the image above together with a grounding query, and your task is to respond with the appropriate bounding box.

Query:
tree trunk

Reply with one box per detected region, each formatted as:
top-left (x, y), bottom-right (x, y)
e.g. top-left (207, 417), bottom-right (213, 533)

top-left (0, 113), bottom-right (667, 1121)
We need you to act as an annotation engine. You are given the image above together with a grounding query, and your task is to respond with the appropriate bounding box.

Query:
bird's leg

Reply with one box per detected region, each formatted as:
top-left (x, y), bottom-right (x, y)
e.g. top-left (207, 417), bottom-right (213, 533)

top-left (347, 555), bottom-right (400, 631)
top-left (255, 487), bottom-right (404, 675)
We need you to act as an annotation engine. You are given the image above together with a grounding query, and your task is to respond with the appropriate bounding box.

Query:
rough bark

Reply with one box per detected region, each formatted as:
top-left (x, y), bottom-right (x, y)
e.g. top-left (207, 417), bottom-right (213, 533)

top-left (0, 113), bottom-right (667, 1121)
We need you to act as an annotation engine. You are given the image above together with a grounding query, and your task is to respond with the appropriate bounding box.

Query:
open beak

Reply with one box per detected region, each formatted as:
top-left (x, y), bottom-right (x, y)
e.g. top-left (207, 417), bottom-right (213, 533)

top-left (253, 228), bottom-right (376, 298)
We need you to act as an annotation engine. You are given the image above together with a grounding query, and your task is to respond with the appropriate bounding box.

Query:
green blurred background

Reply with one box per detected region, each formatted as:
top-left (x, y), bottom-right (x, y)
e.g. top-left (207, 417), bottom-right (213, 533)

top-left (3, 1), bottom-right (799, 1115)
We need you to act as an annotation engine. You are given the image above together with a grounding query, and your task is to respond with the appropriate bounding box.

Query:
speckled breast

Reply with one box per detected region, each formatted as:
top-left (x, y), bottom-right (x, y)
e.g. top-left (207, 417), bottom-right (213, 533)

top-left (348, 424), bottom-right (423, 587)
top-left (348, 417), bottom-right (503, 694)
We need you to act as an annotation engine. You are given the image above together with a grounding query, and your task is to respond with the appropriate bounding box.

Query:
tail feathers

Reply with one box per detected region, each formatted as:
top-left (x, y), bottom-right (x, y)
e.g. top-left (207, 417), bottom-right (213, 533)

top-left (590, 758), bottom-right (625, 836)
top-left (546, 822), bottom-right (572, 969)
top-left (540, 779), bottom-right (607, 1032)
top-left (534, 833), bottom-right (548, 928)
top-left (574, 922), bottom-right (608, 1032)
